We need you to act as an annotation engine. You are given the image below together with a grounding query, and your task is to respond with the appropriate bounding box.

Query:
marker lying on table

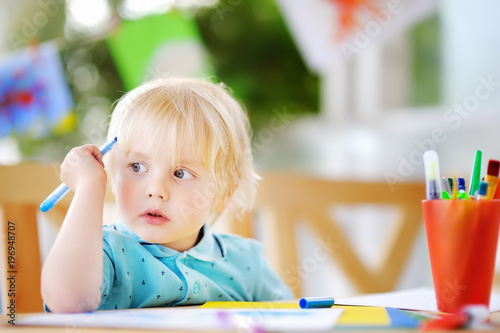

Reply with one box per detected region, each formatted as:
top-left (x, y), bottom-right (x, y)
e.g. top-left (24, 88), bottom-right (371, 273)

top-left (420, 305), bottom-right (490, 331)
top-left (40, 137), bottom-right (118, 212)
top-left (299, 297), bottom-right (335, 309)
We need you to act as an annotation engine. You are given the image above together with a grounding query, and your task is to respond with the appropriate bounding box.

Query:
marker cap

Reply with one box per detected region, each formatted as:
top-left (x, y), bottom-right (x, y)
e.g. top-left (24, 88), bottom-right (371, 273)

top-left (299, 297), bottom-right (335, 309)
top-left (478, 181), bottom-right (489, 197)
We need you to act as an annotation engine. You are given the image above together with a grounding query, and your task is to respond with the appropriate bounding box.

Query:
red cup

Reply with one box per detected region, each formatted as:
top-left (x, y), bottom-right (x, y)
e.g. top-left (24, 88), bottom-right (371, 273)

top-left (422, 199), bottom-right (500, 313)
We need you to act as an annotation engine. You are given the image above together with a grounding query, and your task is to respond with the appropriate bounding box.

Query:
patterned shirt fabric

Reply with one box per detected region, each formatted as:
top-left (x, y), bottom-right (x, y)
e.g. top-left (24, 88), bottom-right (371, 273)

top-left (97, 221), bottom-right (293, 310)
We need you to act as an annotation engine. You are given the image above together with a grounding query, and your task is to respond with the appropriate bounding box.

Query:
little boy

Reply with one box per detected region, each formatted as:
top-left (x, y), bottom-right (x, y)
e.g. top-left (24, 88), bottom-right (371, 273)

top-left (41, 77), bottom-right (292, 312)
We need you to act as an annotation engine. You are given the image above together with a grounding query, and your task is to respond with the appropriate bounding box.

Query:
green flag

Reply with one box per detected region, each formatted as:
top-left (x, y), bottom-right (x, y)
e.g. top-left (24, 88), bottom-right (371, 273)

top-left (107, 12), bottom-right (211, 90)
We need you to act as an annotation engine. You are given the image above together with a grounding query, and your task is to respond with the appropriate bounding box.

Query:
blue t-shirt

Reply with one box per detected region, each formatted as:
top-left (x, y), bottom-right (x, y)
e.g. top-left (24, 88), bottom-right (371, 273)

top-left (98, 221), bottom-right (292, 310)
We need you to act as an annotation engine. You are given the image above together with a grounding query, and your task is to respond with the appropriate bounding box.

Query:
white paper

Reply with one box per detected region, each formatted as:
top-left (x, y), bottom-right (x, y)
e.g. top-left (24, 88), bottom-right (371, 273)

top-left (18, 308), bottom-right (343, 331)
top-left (336, 287), bottom-right (500, 312)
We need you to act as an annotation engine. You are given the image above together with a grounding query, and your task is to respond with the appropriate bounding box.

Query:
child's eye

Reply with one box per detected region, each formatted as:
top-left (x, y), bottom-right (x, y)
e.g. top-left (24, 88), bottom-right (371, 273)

top-left (130, 162), bottom-right (147, 173)
top-left (174, 169), bottom-right (194, 179)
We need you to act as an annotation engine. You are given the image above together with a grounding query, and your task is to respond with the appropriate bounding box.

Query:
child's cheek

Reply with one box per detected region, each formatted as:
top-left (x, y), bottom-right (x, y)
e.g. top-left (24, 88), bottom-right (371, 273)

top-left (185, 187), bottom-right (216, 218)
top-left (116, 179), bottom-right (139, 216)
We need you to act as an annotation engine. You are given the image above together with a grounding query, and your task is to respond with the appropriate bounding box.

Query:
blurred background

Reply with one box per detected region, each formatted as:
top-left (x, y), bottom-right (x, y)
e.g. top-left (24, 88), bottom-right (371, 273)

top-left (1, 0), bottom-right (500, 298)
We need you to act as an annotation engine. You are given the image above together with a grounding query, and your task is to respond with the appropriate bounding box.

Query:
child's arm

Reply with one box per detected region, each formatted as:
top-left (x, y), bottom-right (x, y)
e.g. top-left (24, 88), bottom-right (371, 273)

top-left (41, 144), bottom-right (107, 313)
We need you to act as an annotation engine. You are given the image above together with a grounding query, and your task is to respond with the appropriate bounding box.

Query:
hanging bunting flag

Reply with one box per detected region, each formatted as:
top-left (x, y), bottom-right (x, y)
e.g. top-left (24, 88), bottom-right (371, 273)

top-left (276, 0), bottom-right (436, 69)
top-left (326, 0), bottom-right (379, 40)
top-left (0, 42), bottom-right (74, 138)
top-left (107, 11), bottom-right (212, 91)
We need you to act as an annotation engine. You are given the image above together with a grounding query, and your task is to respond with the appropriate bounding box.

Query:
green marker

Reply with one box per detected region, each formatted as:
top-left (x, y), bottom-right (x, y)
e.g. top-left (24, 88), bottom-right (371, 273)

top-left (469, 150), bottom-right (482, 196)
top-left (441, 177), bottom-right (452, 200)
top-left (447, 177), bottom-right (454, 192)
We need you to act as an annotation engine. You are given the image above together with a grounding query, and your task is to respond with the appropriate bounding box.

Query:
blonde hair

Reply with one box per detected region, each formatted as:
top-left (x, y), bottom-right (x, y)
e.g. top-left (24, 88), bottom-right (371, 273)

top-left (106, 77), bottom-right (259, 224)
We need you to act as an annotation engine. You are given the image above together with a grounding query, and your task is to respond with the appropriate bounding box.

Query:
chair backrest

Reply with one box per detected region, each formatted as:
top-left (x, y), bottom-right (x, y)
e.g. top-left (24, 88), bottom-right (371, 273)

top-left (246, 171), bottom-right (427, 297)
top-left (0, 163), bottom-right (114, 313)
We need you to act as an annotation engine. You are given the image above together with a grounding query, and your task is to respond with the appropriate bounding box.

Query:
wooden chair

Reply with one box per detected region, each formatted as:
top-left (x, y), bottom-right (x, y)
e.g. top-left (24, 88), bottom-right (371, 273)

top-left (234, 172), bottom-right (428, 297)
top-left (0, 163), bottom-right (115, 313)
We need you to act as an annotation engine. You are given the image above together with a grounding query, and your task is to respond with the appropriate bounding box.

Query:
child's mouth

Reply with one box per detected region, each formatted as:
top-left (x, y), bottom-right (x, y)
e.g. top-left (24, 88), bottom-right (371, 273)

top-left (141, 209), bottom-right (170, 225)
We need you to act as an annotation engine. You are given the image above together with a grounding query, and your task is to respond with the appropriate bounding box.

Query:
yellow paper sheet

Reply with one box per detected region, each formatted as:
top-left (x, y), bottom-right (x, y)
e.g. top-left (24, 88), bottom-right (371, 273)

top-left (333, 305), bottom-right (389, 325)
top-left (201, 302), bottom-right (390, 326)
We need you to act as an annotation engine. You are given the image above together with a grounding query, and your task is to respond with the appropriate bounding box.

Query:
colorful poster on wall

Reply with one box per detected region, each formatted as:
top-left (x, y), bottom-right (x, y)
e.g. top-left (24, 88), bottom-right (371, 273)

top-left (0, 42), bottom-right (74, 139)
top-left (107, 11), bottom-right (211, 91)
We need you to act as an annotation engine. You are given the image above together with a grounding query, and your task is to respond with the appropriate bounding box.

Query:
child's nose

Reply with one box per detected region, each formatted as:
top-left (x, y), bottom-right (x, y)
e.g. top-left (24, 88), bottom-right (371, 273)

top-left (146, 177), bottom-right (170, 201)
top-left (147, 190), bottom-right (168, 200)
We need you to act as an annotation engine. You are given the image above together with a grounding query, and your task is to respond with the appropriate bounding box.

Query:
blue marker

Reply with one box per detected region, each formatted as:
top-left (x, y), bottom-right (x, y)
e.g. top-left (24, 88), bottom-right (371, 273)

top-left (40, 137), bottom-right (117, 212)
top-left (299, 297), bottom-right (335, 309)
top-left (476, 181), bottom-right (489, 200)
top-left (457, 177), bottom-right (470, 200)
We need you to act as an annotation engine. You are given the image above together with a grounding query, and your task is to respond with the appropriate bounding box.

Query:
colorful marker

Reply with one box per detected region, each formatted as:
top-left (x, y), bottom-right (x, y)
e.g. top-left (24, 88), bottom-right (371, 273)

top-left (468, 150), bottom-right (482, 196)
top-left (421, 312), bottom-right (469, 331)
top-left (449, 177), bottom-right (457, 200)
top-left (476, 181), bottom-right (489, 200)
top-left (299, 297), bottom-right (335, 309)
top-left (447, 177), bottom-right (454, 193)
top-left (494, 183), bottom-right (500, 199)
top-left (457, 177), bottom-right (470, 200)
top-left (40, 137), bottom-right (118, 212)
top-left (486, 160), bottom-right (500, 199)
top-left (420, 305), bottom-right (489, 331)
top-left (441, 177), bottom-right (452, 199)
top-left (423, 151), bottom-right (442, 200)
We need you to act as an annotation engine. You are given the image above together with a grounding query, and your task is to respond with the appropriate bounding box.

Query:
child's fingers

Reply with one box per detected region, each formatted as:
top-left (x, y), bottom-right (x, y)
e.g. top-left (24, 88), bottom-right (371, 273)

top-left (61, 145), bottom-right (106, 182)
top-left (84, 144), bottom-right (105, 168)
top-left (63, 145), bottom-right (102, 170)
top-left (75, 145), bottom-right (105, 168)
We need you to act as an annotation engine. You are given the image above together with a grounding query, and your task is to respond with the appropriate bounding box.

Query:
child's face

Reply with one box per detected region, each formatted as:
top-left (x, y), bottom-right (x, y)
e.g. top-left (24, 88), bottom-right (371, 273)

top-left (112, 135), bottom-right (218, 252)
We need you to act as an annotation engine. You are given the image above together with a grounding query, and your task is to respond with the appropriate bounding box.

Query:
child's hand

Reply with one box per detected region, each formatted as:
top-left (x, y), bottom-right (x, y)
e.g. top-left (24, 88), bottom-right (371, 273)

top-left (60, 144), bottom-right (107, 192)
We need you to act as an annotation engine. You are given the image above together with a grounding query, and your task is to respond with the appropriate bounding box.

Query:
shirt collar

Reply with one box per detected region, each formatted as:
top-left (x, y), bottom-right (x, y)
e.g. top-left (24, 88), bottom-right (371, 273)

top-left (114, 221), bottom-right (226, 261)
